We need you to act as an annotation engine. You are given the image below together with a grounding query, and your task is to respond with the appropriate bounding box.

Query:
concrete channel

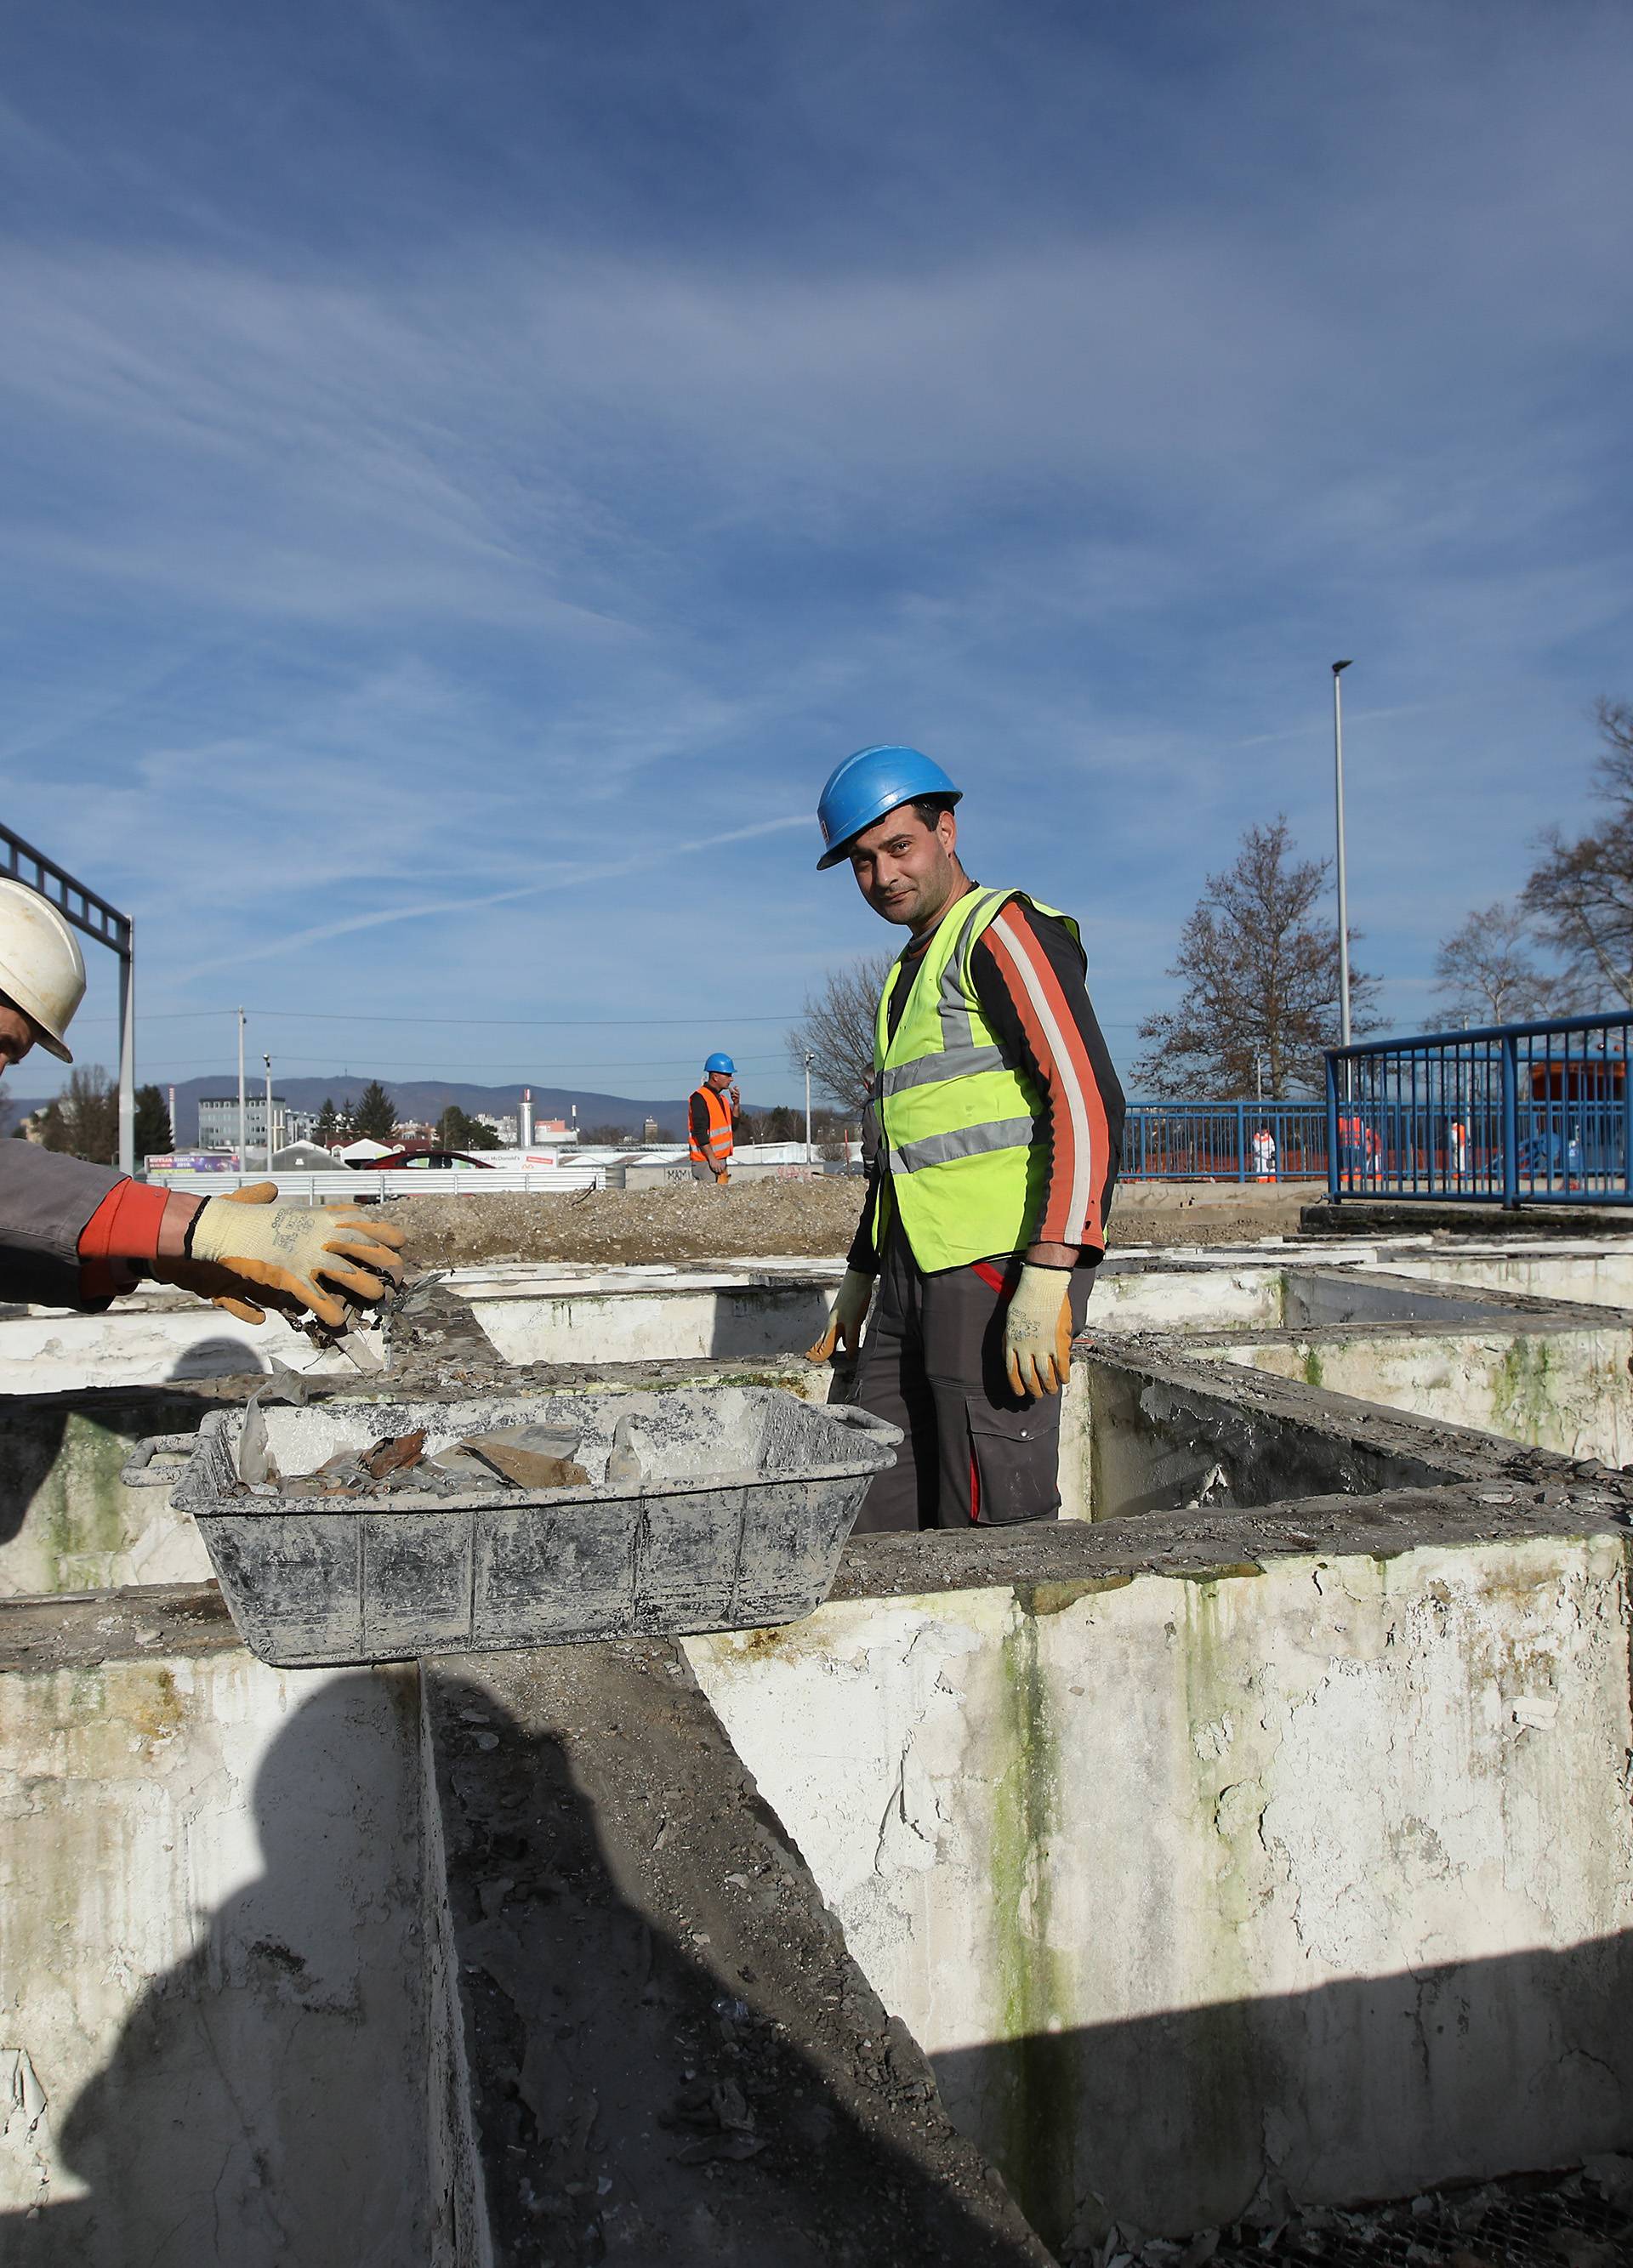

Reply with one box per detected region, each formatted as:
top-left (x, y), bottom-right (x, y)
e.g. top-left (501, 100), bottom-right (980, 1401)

top-left (3, 1237), bottom-right (1633, 2260)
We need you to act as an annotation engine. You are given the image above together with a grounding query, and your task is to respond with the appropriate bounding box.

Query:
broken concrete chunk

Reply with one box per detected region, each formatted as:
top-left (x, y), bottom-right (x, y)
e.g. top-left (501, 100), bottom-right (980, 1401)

top-left (458, 1422), bottom-right (589, 1491)
top-left (236, 1393), bottom-right (280, 1486)
top-left (605, 1412), bottom-right (646, 1488)
top-left (361, 1430), bottom-right (427, 1481)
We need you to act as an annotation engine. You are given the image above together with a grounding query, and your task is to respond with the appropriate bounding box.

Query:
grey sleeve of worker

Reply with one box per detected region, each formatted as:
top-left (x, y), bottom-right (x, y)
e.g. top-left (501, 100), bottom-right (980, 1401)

top-left (0, 1141), bottom-right (124, 1306)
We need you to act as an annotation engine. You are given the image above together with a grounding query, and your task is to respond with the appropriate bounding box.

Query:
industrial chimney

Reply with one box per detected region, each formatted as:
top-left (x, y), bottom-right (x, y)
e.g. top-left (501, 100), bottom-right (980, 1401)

top-left (520, 1088), bottom-right (533, 1147)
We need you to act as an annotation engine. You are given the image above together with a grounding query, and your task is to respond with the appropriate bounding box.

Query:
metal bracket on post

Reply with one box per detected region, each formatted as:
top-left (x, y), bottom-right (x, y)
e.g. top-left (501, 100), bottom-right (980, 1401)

top-left (1501, 1032), bottom-right (1520, 1211)
top-left (117, 930), bottom-right (135, 1178)
top-left (1325, 1054), bottom-right (1341, 1204)
top-left (1, 822), bottom-right (135, 1177)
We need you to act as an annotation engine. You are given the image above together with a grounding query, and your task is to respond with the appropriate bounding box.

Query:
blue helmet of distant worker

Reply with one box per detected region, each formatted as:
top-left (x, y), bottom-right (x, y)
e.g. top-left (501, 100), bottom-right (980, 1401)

top-left (815, 745), bottom-right (962, 871)
top-left (704, 1052), bottom-right (736, 1077)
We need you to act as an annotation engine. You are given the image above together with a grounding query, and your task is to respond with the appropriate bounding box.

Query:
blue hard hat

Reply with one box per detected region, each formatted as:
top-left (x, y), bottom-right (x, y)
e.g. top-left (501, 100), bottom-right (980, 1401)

top-left (815, 745), bottom-right (962, 870)
top-left (704, 1052), bottom-right (736, 1076)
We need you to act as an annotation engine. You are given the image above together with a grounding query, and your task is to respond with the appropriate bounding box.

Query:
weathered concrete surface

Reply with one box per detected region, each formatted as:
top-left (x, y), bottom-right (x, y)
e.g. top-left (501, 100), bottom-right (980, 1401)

top-left (0, 1626), bottom-right (429, 2265)
top-left (688, 1526), bottom-right (1633, 2245)
top-left (0, 1293), bottom-right (352, 1393)
top-left (1388, 1243), bottom-right (1633, 1310)
top-left (466, 1272), bottom-right (839, 1368)
top-left (1220, 1323), bottom-right (1633, 1464)
top-left (424, 1641), bottom-right (1052, 2267)
top-left (1075, 1339), bottom-right (1568, 1526)
top-left (0, 1386), bottom-right (237, 1597)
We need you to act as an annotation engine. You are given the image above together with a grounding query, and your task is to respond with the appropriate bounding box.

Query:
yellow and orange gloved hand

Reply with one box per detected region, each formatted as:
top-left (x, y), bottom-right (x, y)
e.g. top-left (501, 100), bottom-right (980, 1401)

top-left (159, 1185), bottom-right (407, 1328)
top-left (805, 1268), bottom-right (873, 1362)
top-left (1003, 1263), bottom-right (1074, 1399)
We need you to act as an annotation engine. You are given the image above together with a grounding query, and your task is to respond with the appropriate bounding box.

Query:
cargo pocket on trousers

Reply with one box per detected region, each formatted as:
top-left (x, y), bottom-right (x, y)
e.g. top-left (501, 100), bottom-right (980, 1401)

top-left (966, 1397), bottom-right (1061, 1526)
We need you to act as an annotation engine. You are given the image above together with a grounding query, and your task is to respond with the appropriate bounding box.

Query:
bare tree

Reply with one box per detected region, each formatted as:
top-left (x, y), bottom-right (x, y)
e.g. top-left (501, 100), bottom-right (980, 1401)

top-left (1522, 698), bottom-right (1633, 1008)
top-left (1134, 818), bottom-right (1378, 1098)
top-left (786, 953), bottom-right (896, 1111)
top-left (1428, 901), bottom-right (1573, 1029)
top-left (35, 1065), bottom-right (121, 1165)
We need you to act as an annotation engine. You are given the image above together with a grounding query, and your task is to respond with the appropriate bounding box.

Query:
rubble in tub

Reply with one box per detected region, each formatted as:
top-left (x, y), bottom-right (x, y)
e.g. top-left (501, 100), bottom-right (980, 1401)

top-left (233, 1395), bottom-right (649, 1501)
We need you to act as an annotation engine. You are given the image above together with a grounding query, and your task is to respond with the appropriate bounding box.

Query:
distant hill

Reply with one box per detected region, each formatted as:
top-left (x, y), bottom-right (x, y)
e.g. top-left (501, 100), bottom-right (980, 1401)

top-left (0, 1073), bottom-right (694, 1143)
top-left (166, 1074), bottom-right (692, 1144)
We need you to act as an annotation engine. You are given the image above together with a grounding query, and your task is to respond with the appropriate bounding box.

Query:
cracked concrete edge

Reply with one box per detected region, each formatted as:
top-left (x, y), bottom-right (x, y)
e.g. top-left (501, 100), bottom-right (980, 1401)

top-left (1082, 1333), bottom-right (1631, 1486)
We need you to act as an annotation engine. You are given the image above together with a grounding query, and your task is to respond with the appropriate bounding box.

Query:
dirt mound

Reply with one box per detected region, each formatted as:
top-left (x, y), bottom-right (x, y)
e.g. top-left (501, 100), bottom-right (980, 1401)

top-left (381, 1175), bottom-right (1317, 1268)
top-left (379, 1178), bottom-right (867, 1267)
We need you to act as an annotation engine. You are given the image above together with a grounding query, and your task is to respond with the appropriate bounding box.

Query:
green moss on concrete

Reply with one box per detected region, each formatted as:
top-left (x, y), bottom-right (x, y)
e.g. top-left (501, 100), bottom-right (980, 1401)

top-left (986, 1597), bottom-right (1079, 2252)
top-left (35, 1415), bottom-right (138, 1594)
top-left (1492, 1334), bottom-right (1556, 1449)
top-left (1301, 1344), bottom-right (1324, 1390)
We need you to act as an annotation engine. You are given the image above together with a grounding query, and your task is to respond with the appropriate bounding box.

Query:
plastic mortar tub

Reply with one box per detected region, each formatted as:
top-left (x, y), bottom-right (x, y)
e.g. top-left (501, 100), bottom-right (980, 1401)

top-left (163, 1385), bottom-right (901, 1667)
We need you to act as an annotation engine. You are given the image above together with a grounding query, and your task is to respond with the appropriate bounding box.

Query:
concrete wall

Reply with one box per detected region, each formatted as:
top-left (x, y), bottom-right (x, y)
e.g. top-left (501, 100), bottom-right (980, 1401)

top-left (466, 1276), bottom-right (838, 1367)
top-left (1225, 1326), bottom-right (1633, 1464)
top-left (0, 1392), bottom-right (218, 1597)
top-left (0, 1299), bottom-right (349, 1394)
top-left (0, 1651), bottom-right (430, 2264)
top-left (687, 1535), bottom-right (1633, 2245)
top-left (1389, 1248), bottom-right (1633, 1310)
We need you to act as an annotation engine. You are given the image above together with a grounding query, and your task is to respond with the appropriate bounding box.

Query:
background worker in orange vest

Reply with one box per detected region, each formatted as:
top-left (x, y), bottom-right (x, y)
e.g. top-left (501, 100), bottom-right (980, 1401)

top-left (689, 1052), bottom-right (740, 1185)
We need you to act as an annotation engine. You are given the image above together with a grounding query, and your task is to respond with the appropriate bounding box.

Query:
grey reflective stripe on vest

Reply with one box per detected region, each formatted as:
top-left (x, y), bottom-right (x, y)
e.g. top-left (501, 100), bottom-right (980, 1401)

top-left (877, 1042), bottom-right (1007, 1097)
top-left (887, 1116), bottom-right (1038, 1175)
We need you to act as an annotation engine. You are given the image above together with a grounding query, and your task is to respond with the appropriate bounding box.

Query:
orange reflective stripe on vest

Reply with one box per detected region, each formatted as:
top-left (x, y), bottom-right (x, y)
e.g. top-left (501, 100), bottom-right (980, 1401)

top-left (689, 1084), bottom-right (734, 1165)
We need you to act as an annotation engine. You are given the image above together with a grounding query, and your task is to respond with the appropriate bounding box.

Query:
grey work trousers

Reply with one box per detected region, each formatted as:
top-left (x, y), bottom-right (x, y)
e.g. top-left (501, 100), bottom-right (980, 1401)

top-left (849, 1227), bottom-right (1095, 1532)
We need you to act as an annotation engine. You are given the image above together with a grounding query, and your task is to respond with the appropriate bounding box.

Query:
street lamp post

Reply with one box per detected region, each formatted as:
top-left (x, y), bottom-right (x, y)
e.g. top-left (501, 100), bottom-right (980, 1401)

top-left (1332, 660), bottom-right (1354, 1049)
top-left (263, 1054), bottom-right (275, 1178)
top-left (804, 1052), bottom-right (815, 1166)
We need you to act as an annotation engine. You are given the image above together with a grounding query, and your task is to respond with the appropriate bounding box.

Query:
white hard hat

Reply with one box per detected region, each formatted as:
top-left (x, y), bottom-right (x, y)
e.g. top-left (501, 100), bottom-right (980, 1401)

top-left (0, 879), bottom-right (87, 1063)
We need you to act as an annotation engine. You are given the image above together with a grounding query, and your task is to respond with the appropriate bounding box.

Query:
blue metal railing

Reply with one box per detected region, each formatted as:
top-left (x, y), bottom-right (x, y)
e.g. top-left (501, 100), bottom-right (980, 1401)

top-left (1121, 1101), bottom-right (1327, 1182)
top-left (1324, 1012), bottom-right (1633, 1208)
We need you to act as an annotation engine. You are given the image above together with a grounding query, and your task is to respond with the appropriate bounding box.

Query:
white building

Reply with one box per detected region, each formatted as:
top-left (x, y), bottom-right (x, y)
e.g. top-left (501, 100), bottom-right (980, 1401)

top-left (197, 1094), bottom-right (289, 1155)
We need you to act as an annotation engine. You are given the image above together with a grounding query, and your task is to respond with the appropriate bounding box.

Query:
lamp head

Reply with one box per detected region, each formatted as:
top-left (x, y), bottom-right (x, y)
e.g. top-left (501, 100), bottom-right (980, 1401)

top-left (1332, 659), bottom-right (1353, 674)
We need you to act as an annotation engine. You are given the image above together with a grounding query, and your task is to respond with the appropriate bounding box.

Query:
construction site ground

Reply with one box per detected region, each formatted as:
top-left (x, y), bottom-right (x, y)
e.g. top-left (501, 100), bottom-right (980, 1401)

top-left (379, 1176), bottom-right (1328, 1268)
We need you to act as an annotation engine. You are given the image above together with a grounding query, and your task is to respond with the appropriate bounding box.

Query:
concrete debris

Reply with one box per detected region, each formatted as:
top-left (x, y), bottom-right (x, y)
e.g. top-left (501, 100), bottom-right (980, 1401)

top-left (461, 1422), bottom-right (589, 1491)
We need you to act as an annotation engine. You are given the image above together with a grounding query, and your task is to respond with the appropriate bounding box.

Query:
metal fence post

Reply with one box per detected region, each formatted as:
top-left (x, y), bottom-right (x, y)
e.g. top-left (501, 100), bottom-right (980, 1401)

top-left (1325, 1054), bottom-right (1340, 1203)
top-left (1235, 1100), bottom-right (1246, 1182)
top-left (1501, 1032), bottom-right (1519, 1211)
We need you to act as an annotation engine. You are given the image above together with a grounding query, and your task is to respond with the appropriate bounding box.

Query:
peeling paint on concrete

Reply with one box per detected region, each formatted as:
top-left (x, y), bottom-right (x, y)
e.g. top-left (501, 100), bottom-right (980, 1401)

top-left (687, 1537), bottom-right (1633, 2239)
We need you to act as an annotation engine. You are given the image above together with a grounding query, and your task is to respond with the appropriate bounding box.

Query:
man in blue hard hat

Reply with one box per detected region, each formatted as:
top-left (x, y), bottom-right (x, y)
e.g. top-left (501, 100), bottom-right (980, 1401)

top-left (806, 745), bottom-right (1124, 1531)
top-left (689, 1053), bottom-right (741, 1185)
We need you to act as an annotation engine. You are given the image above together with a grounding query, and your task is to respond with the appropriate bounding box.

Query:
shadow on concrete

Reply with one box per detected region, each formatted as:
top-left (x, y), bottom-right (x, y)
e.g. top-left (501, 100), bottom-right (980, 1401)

top-left (164, 1335), bottom-right (269, 1384)
top-left (704, 1281), bottom-right (832, 1367)
top-left (0, 1385), bottom-right (230, 1554)
top-left (425, 1655), bottom-right (1052, 2267)
top-left (931, 1932), bottom-right (1633, 2251)
top-left (0, 1669), bottom-right (427, 2267)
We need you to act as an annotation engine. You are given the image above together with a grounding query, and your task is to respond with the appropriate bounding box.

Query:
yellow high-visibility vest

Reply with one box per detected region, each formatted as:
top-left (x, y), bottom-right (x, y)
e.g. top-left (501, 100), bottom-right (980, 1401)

top-left (868, 886), bottom-right (1080, 1271)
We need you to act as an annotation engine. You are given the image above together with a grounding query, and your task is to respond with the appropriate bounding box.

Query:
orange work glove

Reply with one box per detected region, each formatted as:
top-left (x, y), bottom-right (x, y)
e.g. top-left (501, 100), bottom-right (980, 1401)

top-left (153, 1185), bottom-right (307, 1323)
top-left (182, 1190), bottom-right (407, 1328)
top-left (1002, 1264), bottom-right (1074, 1400)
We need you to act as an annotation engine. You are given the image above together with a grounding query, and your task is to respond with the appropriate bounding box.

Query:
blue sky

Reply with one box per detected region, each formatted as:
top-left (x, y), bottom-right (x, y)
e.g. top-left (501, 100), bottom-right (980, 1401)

top-left (3, 0), bottom-right (1630, 1105)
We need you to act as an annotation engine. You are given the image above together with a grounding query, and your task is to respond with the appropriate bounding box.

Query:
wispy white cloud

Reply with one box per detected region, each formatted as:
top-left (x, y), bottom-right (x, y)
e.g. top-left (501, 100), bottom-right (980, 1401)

top-left (0, 0), bottom-right (1630, 1091)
